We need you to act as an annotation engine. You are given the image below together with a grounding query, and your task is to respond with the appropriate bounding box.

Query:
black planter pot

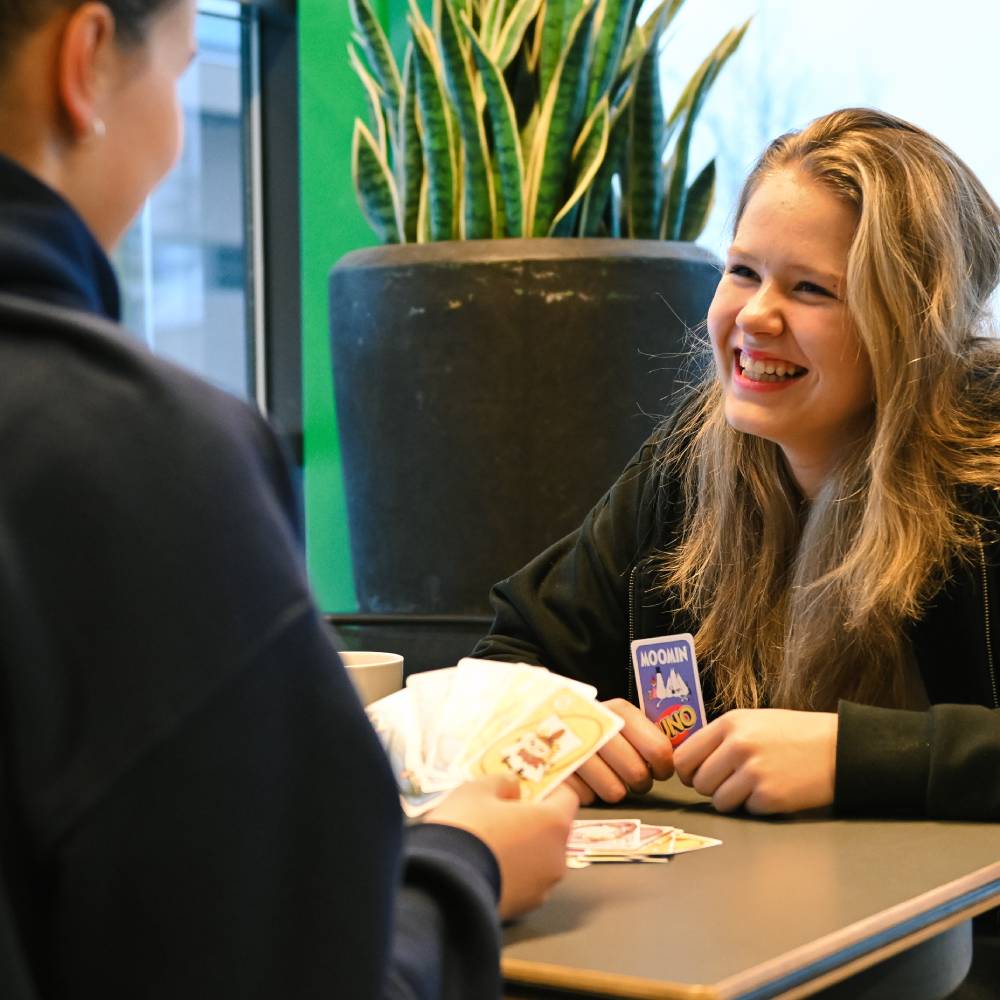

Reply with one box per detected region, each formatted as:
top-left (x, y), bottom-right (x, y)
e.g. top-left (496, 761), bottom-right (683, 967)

top-left (329, 238), bottom-right (719, 617)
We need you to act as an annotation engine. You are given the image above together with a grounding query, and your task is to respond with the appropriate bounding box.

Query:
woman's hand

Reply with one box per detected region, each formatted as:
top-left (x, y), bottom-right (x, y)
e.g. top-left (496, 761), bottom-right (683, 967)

top-left (567, 698), bottom-right (674, 805)
top-left (672, 709), bottom-right (838, 814)
top-left (426, 775), bottom-right (579, 920)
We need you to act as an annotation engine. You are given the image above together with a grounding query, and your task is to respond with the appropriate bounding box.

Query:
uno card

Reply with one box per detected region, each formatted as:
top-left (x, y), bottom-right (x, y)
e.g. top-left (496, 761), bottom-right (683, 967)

top-left (567, 819), bottom-right (642, 853)
top-left (467, 686), bottom-right (623, 800)
top-left (630, 633), bottom-right (706, 748)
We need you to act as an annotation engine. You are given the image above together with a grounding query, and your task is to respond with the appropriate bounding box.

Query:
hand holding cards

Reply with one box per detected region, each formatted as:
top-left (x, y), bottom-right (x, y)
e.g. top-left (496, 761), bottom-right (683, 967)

top-left (366, 658), bottom-right (624, 816)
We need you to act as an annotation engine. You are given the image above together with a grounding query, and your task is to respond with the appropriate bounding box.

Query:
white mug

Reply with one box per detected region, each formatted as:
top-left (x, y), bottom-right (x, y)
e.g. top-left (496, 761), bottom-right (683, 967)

top-left (340, 650), bottom-right (404, 706)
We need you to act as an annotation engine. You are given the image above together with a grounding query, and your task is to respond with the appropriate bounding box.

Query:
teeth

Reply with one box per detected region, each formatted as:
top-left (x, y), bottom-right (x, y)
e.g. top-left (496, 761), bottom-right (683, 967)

top-left (738, 350), bottom-right (803, 381)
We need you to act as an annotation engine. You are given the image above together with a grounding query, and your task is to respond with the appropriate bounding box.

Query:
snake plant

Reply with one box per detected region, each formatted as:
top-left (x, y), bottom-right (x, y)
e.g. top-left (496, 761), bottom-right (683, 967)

top-left (350, 0), bottom-right (747, 243)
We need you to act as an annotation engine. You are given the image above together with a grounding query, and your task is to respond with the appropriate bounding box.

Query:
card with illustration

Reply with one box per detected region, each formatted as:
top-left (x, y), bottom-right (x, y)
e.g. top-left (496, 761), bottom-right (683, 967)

top-left (567, 819), bottom-right (642, 852)
top-left (626, 828), bottom-right (722, 857)
top-left (420, 660), bottom-right (514, 787)
top-left (636, 823), bottom-right (677, 849)
top-left (454, 665), bottom-right (561, 771)
top-left (566, 826), bottom-right (721, 865)
top-left (631, 633), bottom-right (706, 747)
top-left (468, 687), bottom-right (623, 800)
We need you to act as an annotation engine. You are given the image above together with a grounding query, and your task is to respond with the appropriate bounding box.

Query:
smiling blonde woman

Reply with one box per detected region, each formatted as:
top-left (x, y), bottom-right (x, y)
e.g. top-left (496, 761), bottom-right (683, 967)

top-left (475, 108), bottom-right (1000, 824)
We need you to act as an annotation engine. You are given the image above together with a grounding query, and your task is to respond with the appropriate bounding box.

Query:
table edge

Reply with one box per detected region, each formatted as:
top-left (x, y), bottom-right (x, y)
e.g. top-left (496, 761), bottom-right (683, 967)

top-left (501, 861), bottom-right (1000, 1000)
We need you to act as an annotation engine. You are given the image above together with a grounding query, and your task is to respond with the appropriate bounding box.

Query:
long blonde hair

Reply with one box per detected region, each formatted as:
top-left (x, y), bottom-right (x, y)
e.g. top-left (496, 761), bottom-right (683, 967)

top-left (660, 108), bottom-right (1000, 712)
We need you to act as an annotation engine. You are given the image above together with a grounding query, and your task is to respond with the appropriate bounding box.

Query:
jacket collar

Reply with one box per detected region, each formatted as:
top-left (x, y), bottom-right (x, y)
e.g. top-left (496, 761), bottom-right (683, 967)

top-left (0, 154), bottom-right (121, 321)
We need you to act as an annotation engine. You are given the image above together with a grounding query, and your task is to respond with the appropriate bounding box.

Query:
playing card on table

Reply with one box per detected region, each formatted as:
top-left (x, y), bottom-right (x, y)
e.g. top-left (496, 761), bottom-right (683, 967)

top-left (566, 821), bottom-right (720, 867)
top-left (567, 818), bottom-right (642, 853)
top-left (654, 830), bottom-right (723, 855)
top-left (631, 633), bottom-right (706, 748)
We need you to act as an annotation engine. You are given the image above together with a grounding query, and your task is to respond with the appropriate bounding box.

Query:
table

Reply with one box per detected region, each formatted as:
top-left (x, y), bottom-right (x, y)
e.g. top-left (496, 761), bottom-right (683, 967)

top-left (502, 780), bottom-right (1000, 1000)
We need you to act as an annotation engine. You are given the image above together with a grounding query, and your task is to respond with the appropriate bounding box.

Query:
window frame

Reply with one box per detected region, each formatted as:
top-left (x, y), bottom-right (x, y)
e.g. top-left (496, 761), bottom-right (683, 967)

top-left (252, 0), bottom-right (302, 466)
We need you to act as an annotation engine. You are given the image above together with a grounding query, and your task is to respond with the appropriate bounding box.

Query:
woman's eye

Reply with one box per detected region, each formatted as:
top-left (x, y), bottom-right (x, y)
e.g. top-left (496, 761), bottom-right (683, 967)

top-left (797, 281), bottom-right (834, 298)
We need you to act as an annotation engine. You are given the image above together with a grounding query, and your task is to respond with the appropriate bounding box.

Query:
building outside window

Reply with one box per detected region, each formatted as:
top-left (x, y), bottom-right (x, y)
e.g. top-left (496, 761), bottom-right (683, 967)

top-left (656, 0), bottom-right (1000, 277)
top-left (113, 0), bottom-right (255, 401)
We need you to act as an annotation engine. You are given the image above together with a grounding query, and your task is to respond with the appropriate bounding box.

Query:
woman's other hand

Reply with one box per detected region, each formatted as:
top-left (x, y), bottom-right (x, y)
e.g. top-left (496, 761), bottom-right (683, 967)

top-left (673, 709), bottom-right (838, 814)
top-left (569, 698), bottom-right (674, 805)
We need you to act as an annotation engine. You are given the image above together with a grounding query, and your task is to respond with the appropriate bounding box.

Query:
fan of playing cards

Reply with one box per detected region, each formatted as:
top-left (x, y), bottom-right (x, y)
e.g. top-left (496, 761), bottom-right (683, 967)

top-left (365, 658), bottom-right (624, 817)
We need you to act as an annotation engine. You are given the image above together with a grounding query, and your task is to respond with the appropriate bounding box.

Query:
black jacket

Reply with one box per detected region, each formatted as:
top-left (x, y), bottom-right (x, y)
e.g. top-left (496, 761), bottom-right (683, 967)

top-left (0, 154), bottom-right (502, 999)
top-left (473, 433), bottom-right (1000, 821)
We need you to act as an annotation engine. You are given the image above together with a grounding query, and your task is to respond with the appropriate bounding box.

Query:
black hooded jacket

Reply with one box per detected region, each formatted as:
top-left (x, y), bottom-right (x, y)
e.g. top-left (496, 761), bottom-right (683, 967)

top-left (474, 425), bottom-right (1000, 821)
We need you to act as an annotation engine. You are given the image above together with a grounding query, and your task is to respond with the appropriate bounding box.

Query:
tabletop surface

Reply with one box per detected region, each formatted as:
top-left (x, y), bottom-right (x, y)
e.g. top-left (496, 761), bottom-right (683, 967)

top-left (501, 780), bottom-right (1000, 1000)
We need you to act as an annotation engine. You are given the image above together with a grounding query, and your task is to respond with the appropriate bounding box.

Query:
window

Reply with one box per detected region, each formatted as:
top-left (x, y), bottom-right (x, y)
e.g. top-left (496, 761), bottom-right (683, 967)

top-left (657, 0), bottom-right (1000, 264)
top-left (113, 0), bottom-right (258, 401)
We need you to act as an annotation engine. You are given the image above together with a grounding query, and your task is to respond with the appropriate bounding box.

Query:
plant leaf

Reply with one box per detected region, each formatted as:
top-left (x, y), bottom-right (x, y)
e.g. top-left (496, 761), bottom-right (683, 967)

top-left (439, 0), bottom-right (496, 237)
top-left (579, 85), bottom-right (630, 234)
top-left (398, 44), bottom-right (423, 242)
top-left (417, 170), bottom-right (430, 242)
top-left (679, 156), bottom-right (715, 241)
top-left (526, 0), bottom-right (598, 236)
top-left (585, 0), bottom-right (635, 117)
top-left (549, 96), bottom-right (609, 235)
top-left (525, 4), bottom-right (544, 72)
top-left (618, 0), bottom-right (683, 80)
top-left (464, 15), bottom-right (525, 236)
top-left (663, 19), bottom-right (748, 239)
top-left (666, 19), bottom-right (748, 128)
top-left (537, 0), bottom-right (570, 105)
top-left (349, 0), bottom-right (403, 119)
top-left (626, 7), bottom-right (666, 239)
top-left (352, 119), bottom-right (402, 243)
top-left (410, 9), bottom-right (459, 240)
top-left (494, 0), bottom-right (544, 70)
top-left (349, 43), bottom-right (388, 159)
top-left (480, 0), bottom-right (506, 50)
top-left (576, 15), bottom-right (646, 235)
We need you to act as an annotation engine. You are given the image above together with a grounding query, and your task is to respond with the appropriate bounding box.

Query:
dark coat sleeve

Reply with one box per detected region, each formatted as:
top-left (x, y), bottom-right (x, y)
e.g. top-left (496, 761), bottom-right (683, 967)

top-left (471, 441), bottom-right (664, 701)
top-left (835, 496), bottom-right (1000, 821)
top-left (835, 702), bottom-right (1000, 820)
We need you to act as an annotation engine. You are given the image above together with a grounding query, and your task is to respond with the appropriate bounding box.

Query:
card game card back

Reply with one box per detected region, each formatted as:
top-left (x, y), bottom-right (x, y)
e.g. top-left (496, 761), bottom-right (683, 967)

top-left (631, 633), bottom-right (706, 747)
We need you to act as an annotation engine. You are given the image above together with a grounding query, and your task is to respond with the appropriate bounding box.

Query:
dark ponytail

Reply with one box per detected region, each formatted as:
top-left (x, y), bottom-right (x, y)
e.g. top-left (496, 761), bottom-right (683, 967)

top-left (0, 0), bottom-right (180, 66)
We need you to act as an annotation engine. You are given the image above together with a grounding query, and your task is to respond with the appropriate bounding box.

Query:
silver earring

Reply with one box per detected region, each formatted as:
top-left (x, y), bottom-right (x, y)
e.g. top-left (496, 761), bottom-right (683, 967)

top-left (91, 117), bottom-right (107, 140)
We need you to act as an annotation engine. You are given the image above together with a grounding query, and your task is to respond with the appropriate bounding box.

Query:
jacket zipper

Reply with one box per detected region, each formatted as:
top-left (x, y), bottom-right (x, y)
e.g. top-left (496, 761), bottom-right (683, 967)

top-left (975, 525), bottom-right (1000, 709)
top-left (626, 565), bottom-right (637, 702)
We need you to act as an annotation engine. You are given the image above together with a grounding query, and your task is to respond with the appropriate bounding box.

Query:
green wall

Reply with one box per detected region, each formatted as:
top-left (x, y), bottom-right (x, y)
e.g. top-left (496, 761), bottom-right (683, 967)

top-left (298, 0), bottom-right (423, 611)
top-left (299, 0), bottom-right (370, 612)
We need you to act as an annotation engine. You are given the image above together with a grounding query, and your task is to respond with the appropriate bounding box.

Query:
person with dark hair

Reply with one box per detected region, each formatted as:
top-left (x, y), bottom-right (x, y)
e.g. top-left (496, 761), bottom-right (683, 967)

top-left (0, 2), bottom-right (576, 997)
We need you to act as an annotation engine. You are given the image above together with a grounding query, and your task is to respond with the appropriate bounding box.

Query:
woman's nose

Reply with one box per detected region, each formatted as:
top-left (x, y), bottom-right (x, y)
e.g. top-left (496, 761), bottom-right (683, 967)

top-left (736, 286), bottom-right (783, 337)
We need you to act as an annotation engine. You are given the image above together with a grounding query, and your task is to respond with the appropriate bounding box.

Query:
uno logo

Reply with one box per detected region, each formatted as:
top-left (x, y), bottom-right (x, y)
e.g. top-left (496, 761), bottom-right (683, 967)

top-left (657, 704), bottom-right (697, 744)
